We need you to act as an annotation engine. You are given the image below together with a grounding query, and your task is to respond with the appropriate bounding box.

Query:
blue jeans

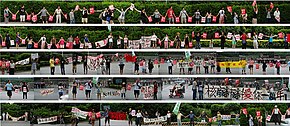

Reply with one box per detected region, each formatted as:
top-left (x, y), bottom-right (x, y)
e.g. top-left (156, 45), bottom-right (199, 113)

top-left (70, 19), bottom-right (75, 24)
top-left (27, 44), bottom-right (33, 49)
top-left (218, 120), bottom-right (222, 126)
top-left (199, 91), bottom-right (203, 100)
top-left (177, 119), bottom-right (182, 126)
top-left (192, 89), bottom-right (197, 100)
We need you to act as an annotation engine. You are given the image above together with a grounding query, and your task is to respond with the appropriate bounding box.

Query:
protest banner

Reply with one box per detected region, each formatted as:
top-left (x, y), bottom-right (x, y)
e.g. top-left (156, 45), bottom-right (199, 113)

top-left (37, 116), bottom-right (58, 124)
top-left (71, 107), bottom-right (89, 119)
top-left (143, 116), bottom-right (167, 123)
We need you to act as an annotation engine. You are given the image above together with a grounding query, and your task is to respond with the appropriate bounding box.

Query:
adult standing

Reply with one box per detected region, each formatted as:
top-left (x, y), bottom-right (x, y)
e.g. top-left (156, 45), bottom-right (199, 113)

top-left (199, 111), bottom-right (208, 122)
top-left (127, 108), bottom-right (133, 126)
top-left (134, 8), bottom-right (148, 24)
top-left (152, 9), bottom-right (162, 24)
top-left (194, 9), bottom-right (201, 24)
top-left (177, 111), bottom-right (184, 126)
top-left (220, 32), bottom-right (226, 49)
top-left (85, 81), bottom-right (92, 100)
top-left (104, 108), bottom-right (110, 126)
top-left (151, 33), bottom-right (158, 48)
top-left (252, 4), bottom-right (258, 24)
top-left (192, 79), bottom-right (197, 100)
top-left (253, 32), bottom-right (258, 49)
top-left (186, 111), bottom-right (196, 126)
top-left (108, 32), bottom-right (114, 49)
top-left (195, 32), bottom-right (201, 49)
top-left (165, 6), bottom-right (175, 24)
top-left (264, 34), bottom-right (277, 49)
top-left (37, 7), bottom-right (50, 24)
top-left (285, 106), bottom-right (290, 118)
top-left (72, 57), bottom-right (77, 75)
top-left (167, 111), bottom-right (172, 125)
top-left (4, 33), bottom-right (11, 49)
top-left (134, 82), bottom-right (141, 100)
top-left (53, 6), bottom-right (65, 23)
top-left (31, 58), bottom-right (38, 75)
top-left (167, 58), bottom-right (173, 74)
top-left (9, 60), bottom-right (15, 75)
top-left (136, 110), bottom-right (143, 126)
top-left (217, 111), bottom-right (222, 126)
top-left (249, 58), bottom-right (254, 75)
top-left (274, 8), bottom-right (280, 23)
top-left (60, 57), bottom-right (66, 75)
top-left (153, 82), bottom-right (158, 100)
top-left (72, 81), bottom-right (77, 100)
top-left (82, 55), bottom-right (88, 75)
top-left (198, 80), bottom-right (204, 100)
top-left (15, 5), bottom-right (28, 22)
top-left (119, 57), bottom-right (125, 75)
top-left (4, 7), bottom-right (13, 24)
top-left (4, 80), bottom-right (14, 100)
top-left (58, 83), bottom-right (64, 99)
top-left (116, 7), bottom-right (129, 24)
top-left (148, 59), bottom-right (154, 75)
top-left (74, 36), bottom-right (80, 49)
top-left (49, 56), bottom-right (55, 75)
top-left (179, 8), bottom-right (189, 24)
top-left (249, 115), bottom-right (254, 126)
top-left (256, 115), bottom-right (263, 126)
top-left (232, 33), bottom-right (237, 48)
top-left (184, 34), bottom-right (190, 49)
top-left (38, 35), bottom-right (47, 49)
top-left (241, 32), bottom-right (247, 49)
top-left (276, 60), bottom-right (281, 75)
top-left (80, 7), bottom-right (89, 24)
top-left (106, 56), bottom-right (111, 75)
top-left (50, 36), bottom-right (57, 49)
top-left (69, 9), bottom-right (75, 24)
top-left (175, 32), bottom-right (181, 49)
top-left (217, 8), bottom-right (226, 24)
top-left (90, 109), bottom-right (96, 126)
top-left (265, 6), bottom-right (273, 23)
top-left (271, 105), bottom-right (282, 125)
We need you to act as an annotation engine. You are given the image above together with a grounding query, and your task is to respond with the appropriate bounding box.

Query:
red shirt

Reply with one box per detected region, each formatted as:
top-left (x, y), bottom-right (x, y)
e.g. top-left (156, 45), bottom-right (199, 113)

top-left (241, 34), bottom-right (247, 40)
top-left (154, 84), bottom-right (158, 92)
top-left (167, 8), bottom-right (174, 18)
top-left (74, 37), bottom-right (80, 44)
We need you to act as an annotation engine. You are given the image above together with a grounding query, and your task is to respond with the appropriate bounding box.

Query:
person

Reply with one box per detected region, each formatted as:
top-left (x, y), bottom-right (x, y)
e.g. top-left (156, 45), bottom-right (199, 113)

top-left (74, 36), bottom-right (80, 49)
top-left (49, 56), bottom-right (55, 75)
top-left (217, 8), bottom-right (226, 24)
top-left (58, 37), bottom-right (66, 49)
top-left (276, 60), bottom-right (281, 75)
top-left (151, 33), bottom-right (158, 48)
top-left (4, 33), bottom-right (11, 49)
top-left (241, 11), bottom-right (248, 24)
top-left (264, 34), bottom-right (277, 49)
top-left (90, 109), bottom-right (96, 126)
top-left (153, 82), bottom-right (158, 100)
top-left (104, 108), bottom-right (110, 126)
top-left (265, 6), bottom-right (273, 23)
top-left (231, 32), bottom-right (236, 48)
top-left (203, 58), bottom-right (210, 74)
top-left (58, 83), bottom-right (64, 99)
top-left (241, 32), bottom-right (247, 49)
top-left (252, 4), bottom-right (258, 24)
top-left (80, 7), bottom-right (89, 24)
top-left (2, 112), bottom-right (6, 121)
top-left (30, 112), bottom-right (35, 126)
top-left (134, 60), bottom-right (139, 75)
top-left (186, 111), bottom-right (196, 126)
top-left (184, 34), bottom-right (190, 49)
top-left (27, 37), bottom-right (34, 49)
top-left (241, 58), bottom-right (247, 75)
top-left (199, 111), bottom-right (208, 122)
top-left (162, 34), bottom-right (170, 49)
top-left (195, 57), bottom-right (202, 74)
top-left (4, 7), bottom-right (13, 24)
top-left (105, 56), bottom-right (111, 75)
top-left (50, 36), bottom-right (57, 49)
top-left (37, 7), bottom-right (50, 24)
top-left (108, 32), bottom-right (113, 49)
top-left (165, 6), bottom-right (175, 24)
top-left (271, 105), bottom-right (282, 125)
top-left (192, 79), bottom-right (197, 100)
top-left (179, 8), bottom-right (189, 24)
top-left (67, 35), bottom-right (74, 49)
top-left (96, 82), bottom-right (102, 100)
top-left (220, 32), bottom-right (226, 49)
top-left (205, 12), bottom-right (212, 24)
top-left (274, 8), bottom-right (280, 23)
top-left (72, 57), bottom-right (77, 75)
top-left (15, 5), bottom-right (28, 22)
top-left (167, 58), bottom-right (173, 74)
top-left (85, 81), bottom-right (92, 100)
top-left (100, 8), bottom-right (108, 24)
top-left (253, 32), bottom-right (258, 49)
top-left (69, 9), bottom-right (75, 24)
top-left (152, 9), bottom-right (162, 24)
top-left (198, 80), bottom-right (204, 100)
top-left (194, 9), bottom-right (201, 24)
top-left (231, 12), bottom-right (239, 24)
top-left (134, 8), bottom-right (148, 24)
top-left (38, 35), bottom-right (47, 49)
top-left (82, 55), bottom-right (88, 75)
top-left (195, 32), bottom-right (201, 49)
top-left (22, 82), bottom-right (29, 99)
top-left (134, 81), bottom-right (141, 99)
top-left (249, 114), bottom-right (254, 126)
top-left (116, 7), bottom-right (129, 24)
top-left (123, 35), bottom-right (128, 49)
top-left (285, 106), bottom-right (290, 118)
top-left (177, 111), bottom-right (184, 126)
top-left (0, 34), bottom-right (3, 49)
top-left (53, 6), bottom-right (64, 23)
top-left (217, 111), bottom-right (222, 126)
top-left (283, 32), bottom-right (288, 49)
top-left (249, 58), bottom-right (254, 75)
top-left (127, 108), bottom-right (133, 126)
top-left (60, 57), bottom-right (66, 75)
top-left (136, 110), bottom-right (143, 126)
top-left (31, 58), bottom-right (38, 75)
top-left (256, 115), bottom-right (263, 126)
top-left (72, 81), bottom-right (77, 100)
top-left (262, 61), bottom-right (267, 74)
top-left (120, 87), bottom-right (126, 100)
top-left (119, 57), bottom-right (125, 75)
top-left (148, 59), bottom-right (154, 75)
top-left (166, 111), bottom-right (171, 125)
top-left (4, 80), bottom-right (14, 100)
top-left (179, 57), bottom-right (185, 74)
top-left (9, 60), bottom-right (15, 75)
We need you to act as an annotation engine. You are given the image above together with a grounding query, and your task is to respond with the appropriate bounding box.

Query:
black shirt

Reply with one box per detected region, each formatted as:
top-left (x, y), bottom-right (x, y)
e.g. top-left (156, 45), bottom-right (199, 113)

top-left (82, 10), bottom-right (88, 18)
top-left (19, 8), bottom-right (26, 15)
top-left (221, 36), bottom-right (226, 43)
top-left (73, 59), bottom-right (77, 66)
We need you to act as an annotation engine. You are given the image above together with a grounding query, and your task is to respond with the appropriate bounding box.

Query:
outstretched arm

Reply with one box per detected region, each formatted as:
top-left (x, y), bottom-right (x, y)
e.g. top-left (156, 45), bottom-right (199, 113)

top-left (134, 8), bottom-right (141, 13)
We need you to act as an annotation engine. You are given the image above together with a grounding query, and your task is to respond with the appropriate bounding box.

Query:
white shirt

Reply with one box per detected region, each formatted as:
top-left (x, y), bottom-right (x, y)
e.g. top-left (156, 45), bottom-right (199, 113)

top-left (165, 36), bottom-right (169, 41)
top-left (274, 108), bottom-right (279, 114)
top-left (124, 37), bottom-right (128, 43)
top-left (108, 35), bottom-right (113, 43)
top-left (167, 60), bottom-right (173, 67)
top-left (136, 112), bottom-right (142, 118)
top-left (10, 63), bottom-right (15, 68)
top-left (151, 35), bottom-right (157, 41)
top-left (40, 37), bottom-right (46, 42)
top-left (274, 11), bottom-right (280, 18)
top-left (167, 113), bottom-right (171, 118)
top-left (219, 10), bottom-right (225, 16)
top-left (55, 9), bottom-right (62, 15)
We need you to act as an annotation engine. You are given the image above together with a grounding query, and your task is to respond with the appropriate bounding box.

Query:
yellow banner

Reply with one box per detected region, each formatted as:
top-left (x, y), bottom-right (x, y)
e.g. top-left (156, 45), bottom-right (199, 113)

top-left (219, 60), bottom-right (247, 68)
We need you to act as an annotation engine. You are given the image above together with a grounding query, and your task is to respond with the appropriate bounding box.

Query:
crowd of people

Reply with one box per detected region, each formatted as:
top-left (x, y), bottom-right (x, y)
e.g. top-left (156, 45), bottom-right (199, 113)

top-left (3, 2), bottom-right (282, 24)
top-left (0, 31), bottom-right (287, 50)
top-left (2, 80), bottom-right (30, 100)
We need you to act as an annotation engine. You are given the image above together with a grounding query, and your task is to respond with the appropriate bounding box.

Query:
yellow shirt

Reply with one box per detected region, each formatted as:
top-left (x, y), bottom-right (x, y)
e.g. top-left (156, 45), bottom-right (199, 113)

top-left (50, 59), bottom-right (55, 67)
top-left (241, 60), bottom-right (247, 67)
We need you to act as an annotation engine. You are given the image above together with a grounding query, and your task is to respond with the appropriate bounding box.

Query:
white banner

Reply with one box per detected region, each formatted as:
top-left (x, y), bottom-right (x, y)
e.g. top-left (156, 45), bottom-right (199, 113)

top-left (7, 114), bottom-right (25, 121)
top-left (177, 62), bottom-right (194, 68)
top-left (95, 39), bottom-right (107, 48)
top-left (37, 116), bottom-right (58, 124)
top-left (143, 116), bottom-right (167, 123)
top-left (15, 58), bottom-right (29, 65)
top-left (141, 86), bottom-right (154, 99)
top-left (71, 107), bottom-right (89, 119)
top-left (31, 53), bottom-right (39, 59)
top-left (40, 88), bottom-right (54, 96)
top-left (221, 115), bottom-right (231, 120)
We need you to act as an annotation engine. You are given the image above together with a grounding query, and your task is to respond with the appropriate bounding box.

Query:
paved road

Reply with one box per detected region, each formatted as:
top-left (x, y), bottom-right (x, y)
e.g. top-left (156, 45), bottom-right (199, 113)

top-left (0, 91), bottom-right (34, 100)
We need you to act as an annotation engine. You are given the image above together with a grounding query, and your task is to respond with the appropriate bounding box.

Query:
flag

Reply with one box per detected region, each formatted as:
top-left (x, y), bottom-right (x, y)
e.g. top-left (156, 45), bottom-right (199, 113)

top-left (115, 53), bottom-right (119, 57)
top-left (173, 102), bottom-right (181, 115)
top-left (132, 50), bottom-right (135, 56)
top-left (185, 51), bottom-right (191, 60)
top-left (93, 77), bottom-right (99, 84)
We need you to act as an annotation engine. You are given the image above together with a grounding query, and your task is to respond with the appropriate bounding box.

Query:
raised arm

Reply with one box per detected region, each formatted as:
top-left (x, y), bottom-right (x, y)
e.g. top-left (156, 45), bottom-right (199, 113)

top-left (134, 8), bottom-right (141, 13)
top-left (115, 8), bottom-right (121, 13)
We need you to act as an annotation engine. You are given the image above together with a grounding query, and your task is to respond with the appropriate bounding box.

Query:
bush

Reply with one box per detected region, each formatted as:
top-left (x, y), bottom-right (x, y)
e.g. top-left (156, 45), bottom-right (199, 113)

top-left (2, 1), bottom-right (290, 23)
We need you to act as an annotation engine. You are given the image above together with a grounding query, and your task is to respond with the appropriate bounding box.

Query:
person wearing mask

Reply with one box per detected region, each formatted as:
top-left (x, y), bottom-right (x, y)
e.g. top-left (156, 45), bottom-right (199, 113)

top-left (165, 6), bottom-right (176, 24)
top-left (186, 111), bottom-right (196, 126)
top-left (151, 9), bottom-right (162, 24)
top-left (85, 81), bottom-right (92, 100)
top-left (271, 105), bottom-right (282, 125)
top-left (80, 7), bottom-right (89, 24)
top-left (4, 80), bottom-right (14, 100)
top-left (265, 6), bottom-right (273, 23)
top-left (53, 6), bottom-right (65, 23)
top-left (179, 8), bottom-right (189, 24)
top-left (9, 60), bottom-right (15, 75)
top-left (274, 8), bottom-right (280, 23)
top-left (116, 7), bottom-right (129, 24)
top-left (49, 56), bottom-right (55, 75)
top-left (22, 82), bottom-right (29, 99)
top-left (15, 5), bottom-right (28, 22)
top-left (37, 7), bottom-right (50, 24)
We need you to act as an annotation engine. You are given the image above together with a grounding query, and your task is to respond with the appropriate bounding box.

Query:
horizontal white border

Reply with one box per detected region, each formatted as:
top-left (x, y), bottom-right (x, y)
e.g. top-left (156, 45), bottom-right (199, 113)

top-left (1, 100), bottom-right (290, 104)
top-left (0, 49), bottom-right (288, 52)
top-left (2, 24), bottom-right (290, 27)
top-left (1, 75), bottom-right (290, 78)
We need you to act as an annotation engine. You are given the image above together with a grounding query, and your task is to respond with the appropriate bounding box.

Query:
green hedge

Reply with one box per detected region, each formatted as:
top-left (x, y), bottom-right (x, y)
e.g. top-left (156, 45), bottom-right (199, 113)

top-left (2, 1), bottom-right (290, 23)
top-left (1, 26), bottom-right (289, 48)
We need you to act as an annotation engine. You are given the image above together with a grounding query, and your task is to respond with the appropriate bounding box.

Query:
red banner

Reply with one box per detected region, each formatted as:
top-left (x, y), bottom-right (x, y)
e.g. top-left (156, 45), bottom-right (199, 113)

top-left (161, 17), bottom-right (165, 22)
top-left (241, 9), bottom-right (246, 15)
top-left (148, 16), bottom-right (152, 23)
top-left (242, 108), bottom-right (248, 115)
top-left (227, 6), bottom-right (232, 13)
top-left (12, 14), bottom-right (16, 20)
top-left (188, 17), bottom-right (192, 23)
top-left (175, 17), bottom-right (180, 23)
top-left (109, 112), bottom-right (127, 120)
top-left (26, 14), bottom-right (31, 21)
top-left (90, 7), bottom-right (95, 14)
top-left (256, 111), bottom-right (261, 116)
top-left (215, 32), bottom-right (220, 38)
top-left (203, 33), bottom-right (207, 39)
